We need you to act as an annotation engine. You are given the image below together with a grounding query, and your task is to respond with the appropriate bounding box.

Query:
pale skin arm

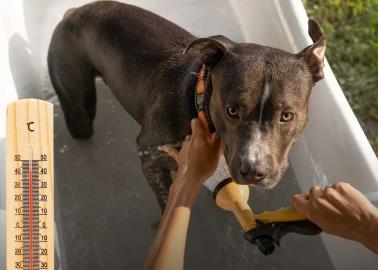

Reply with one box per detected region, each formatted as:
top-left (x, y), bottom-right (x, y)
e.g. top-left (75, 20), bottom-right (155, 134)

top-left (144, 119), bottom-right (221, 270)
top-left (292, 182), bottom-right (378, 254)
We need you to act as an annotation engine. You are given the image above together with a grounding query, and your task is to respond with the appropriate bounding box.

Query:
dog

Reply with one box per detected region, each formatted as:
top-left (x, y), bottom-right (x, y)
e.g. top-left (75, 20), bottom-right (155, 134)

top-left (48, 1), bottom-right (326, 212)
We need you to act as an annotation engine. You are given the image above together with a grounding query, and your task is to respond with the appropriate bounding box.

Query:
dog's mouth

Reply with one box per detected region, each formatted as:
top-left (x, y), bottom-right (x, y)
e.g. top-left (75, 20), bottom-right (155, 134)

top-left (232, 173), bottom-right (281, 188)
top-left (251, 174), bottom-right (281, 189)
top-left (228, 161), bottom-right (286, 189)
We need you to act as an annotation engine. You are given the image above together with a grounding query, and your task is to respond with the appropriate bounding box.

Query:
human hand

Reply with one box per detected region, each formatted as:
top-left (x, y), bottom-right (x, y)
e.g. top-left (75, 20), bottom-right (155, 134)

top-left (292, 182), bottom-right (378, 253)
top-left (159, 118), bottom-right (221, 189)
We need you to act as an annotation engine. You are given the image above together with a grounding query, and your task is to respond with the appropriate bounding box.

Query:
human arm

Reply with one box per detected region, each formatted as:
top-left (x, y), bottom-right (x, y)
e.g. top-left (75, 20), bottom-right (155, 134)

top-left (144, 119), bottom-right (221, 269)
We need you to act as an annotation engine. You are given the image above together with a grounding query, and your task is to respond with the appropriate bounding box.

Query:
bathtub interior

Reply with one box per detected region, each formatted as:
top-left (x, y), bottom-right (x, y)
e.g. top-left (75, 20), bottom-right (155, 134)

top-left (0, 0), bottom-right (377, 269)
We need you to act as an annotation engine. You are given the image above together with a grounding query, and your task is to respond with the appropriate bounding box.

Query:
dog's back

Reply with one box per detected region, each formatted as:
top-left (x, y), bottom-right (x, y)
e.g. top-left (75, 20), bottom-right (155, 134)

top-left (48, 1), bottom-right (194, 138)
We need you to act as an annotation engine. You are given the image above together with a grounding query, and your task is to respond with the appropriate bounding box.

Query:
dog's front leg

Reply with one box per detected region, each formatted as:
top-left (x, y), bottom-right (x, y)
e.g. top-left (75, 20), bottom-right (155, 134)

top-left (140, 151), bottom-right (177, 212)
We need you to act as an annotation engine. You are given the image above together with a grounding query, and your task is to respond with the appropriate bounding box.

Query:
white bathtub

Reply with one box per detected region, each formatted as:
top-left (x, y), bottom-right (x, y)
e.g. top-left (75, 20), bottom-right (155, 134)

top-left (1, 0), bottom-right (377, 269)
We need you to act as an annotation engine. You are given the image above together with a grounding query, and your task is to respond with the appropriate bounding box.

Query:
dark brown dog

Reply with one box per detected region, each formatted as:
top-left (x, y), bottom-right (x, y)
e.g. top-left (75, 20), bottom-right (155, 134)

top-left (48, 1), bottom-right (326, 211)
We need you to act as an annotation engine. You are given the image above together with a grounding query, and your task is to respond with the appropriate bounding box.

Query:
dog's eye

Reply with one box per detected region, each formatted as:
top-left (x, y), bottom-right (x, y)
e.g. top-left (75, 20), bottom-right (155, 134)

top-left (226, 106), bottom-right (239, 119)
top-left (280, 112), bottom-right (294, 122)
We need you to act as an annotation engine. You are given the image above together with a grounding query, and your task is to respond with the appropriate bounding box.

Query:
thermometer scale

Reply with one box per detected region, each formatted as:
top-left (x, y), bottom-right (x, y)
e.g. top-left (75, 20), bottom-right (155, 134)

top-left (6, 99), bottom-right (54, 270)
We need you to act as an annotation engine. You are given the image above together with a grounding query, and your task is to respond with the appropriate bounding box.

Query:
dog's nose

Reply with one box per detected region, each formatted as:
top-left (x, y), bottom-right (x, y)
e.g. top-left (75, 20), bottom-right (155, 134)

top-left (239, 160), bottom-right (267, 183)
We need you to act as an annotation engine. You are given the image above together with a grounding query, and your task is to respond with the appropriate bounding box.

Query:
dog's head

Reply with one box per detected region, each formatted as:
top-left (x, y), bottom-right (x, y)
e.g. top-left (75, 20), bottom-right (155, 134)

top-left (185, 20), bottom-right (326, 188)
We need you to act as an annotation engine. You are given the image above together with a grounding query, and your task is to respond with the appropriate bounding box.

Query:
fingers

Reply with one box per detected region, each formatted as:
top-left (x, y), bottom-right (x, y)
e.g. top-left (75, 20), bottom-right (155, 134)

top-left (191, 118), bottom-right (202, 134)
top-left (158, 144), bottom-right (179, 163)
top-left (219, 141), bottom-right (224, 152)
top-left (191, 118), bottom-right (208, 138)
top-left (323, 185), bottom-right (348, 210)
top-left (293, 184), bottom-right (350, 219)
top-left (292, 193), bottom-right (310, 216)
top-left (209, 133), bottom-right (221, 149)
top-left (332, 181), bottom-right (351, 196)
top-left (292, 186), bottom-right (321, 217)
top-left (191, 118), bottom-right (221, 148)
top-left (331, 181), bottom-right (364, 202)
top-left (309, 185), bottom-right (322, 199)
top-left (293, 193), bottom-right (309, 200)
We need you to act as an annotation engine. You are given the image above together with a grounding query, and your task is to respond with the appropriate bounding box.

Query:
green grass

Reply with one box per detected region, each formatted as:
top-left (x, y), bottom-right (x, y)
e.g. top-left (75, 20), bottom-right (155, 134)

top-left (303, 0), bottom-right (378, 155)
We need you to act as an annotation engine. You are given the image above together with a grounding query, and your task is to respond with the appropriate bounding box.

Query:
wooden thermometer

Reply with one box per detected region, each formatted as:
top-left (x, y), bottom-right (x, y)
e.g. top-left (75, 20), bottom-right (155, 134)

top-left (6, 99), bottom-right (54, 270)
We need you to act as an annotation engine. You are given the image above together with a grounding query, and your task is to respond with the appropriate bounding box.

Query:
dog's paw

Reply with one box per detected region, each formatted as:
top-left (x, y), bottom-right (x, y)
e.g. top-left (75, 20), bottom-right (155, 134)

top-left (68, 125), bottom-right (94, 140)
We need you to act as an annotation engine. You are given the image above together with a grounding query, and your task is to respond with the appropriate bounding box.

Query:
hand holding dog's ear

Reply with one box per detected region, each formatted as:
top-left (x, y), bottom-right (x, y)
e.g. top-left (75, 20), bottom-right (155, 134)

top-left (300, 19), bottom-right (326, 83)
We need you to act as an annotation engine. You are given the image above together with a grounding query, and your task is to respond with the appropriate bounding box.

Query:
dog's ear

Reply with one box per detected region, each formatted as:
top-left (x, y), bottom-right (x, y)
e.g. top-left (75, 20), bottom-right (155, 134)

top-left (183, 35), bottom-right (234, 66)
top-left (298, 19), bottom-right (326, 83)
